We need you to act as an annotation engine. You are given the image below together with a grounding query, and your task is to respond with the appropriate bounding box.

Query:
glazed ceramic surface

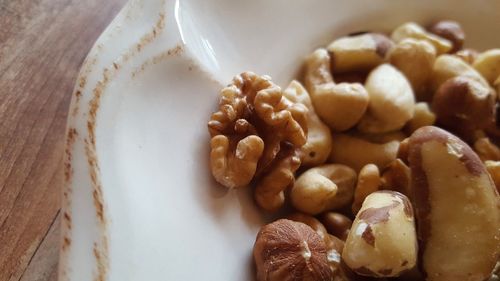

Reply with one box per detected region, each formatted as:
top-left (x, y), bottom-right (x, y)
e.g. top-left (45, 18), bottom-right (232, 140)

top-left (61, 0), bottom-right (500, 280)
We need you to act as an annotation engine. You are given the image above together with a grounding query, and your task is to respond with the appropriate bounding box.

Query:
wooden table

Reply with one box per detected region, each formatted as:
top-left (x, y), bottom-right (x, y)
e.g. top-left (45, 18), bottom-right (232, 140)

top-left (0, 0), bottom-right (126, 280)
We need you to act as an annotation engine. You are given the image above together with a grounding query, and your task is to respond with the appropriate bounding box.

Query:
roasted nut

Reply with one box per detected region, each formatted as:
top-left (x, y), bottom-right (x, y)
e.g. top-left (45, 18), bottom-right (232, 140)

top-left (283, 80), bottom-right (332, 166)
top-left (474, 137), bottom-right (500, 161)
top-left (330, 133), bottom-right (400, 172)
top-left (473, 49), bottom-right (500, 84)
top-left (320, 212), bottom-right (353, 241)
top-left (287, 212), bottom-right (330, 242)
top-left (455, 48), bottom-right (479, 65)
top-left (253, 219), bottom-right (334, 281)
top-left (391, 22), bottom-right (452, 55)
top-left (431, 54), bottom-right (489, 91)
top-left (352, 164), bottom-right (382, 215)
top-left (343, 191), bottom-right (417, 277)
top-left (290, 164), bottom-right (357, 214)
top-left (432, 76), bottom-right (496, 139)
top-left (388, 38), bottom-right (436, 100)
top-left (304, 49), bottom-right (370, 131)
top-left (408, 126), bottom-right (500, 281)
top-left (255, 144), bottom-right (301, 212)
top-left (327, 33), bottom-right (393, 73)
top-left (428, 20), bottom-right (465, 53)
top-left (208, 72), bottom-right (308, 189)
top-left (485, 160), bottom-right (500, 194)
top-left (357, 64), bottom-right (415, 134)
top-left (380, 159), bottom-right (411, 198)
top-left (404, 102), bottom-right (436, 134)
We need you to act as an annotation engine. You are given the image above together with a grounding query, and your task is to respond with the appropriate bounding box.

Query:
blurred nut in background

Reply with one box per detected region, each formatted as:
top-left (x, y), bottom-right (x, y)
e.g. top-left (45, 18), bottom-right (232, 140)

top-left (352, 164), bottom-right (382, 215)
top-left (431, 54), bottom-right (489, 91)
top-left (320, 212), bottom-right (353, 241)
top-left (391, 22), bottom-right (452, 55)
top-left (330, 133), bottom-right (400, 172)
top-left (388, 38), bottom-right (436, 100)
top-left (357, 64), bottom-right (415, 133)
top-left (380, 159), bottom-right (411, 198)
top-left (473, 49), bottom-right (500, 84)
top-left (485, 160), bottom-right (500, 193)
top-left (428, 20), bottom-right (465, 53)
top-left (327, 33), bottom-right (393, 73)
top-left (404, 102), bottom-right (436, 134)
top-left (454, 48), bottom-right (479, 65)
top-left (290, 164), bottom-right (357, 215)
top-left (474, 137), bottom-right (500, 161)
top-left (432, 76), bottom-right (496, 139)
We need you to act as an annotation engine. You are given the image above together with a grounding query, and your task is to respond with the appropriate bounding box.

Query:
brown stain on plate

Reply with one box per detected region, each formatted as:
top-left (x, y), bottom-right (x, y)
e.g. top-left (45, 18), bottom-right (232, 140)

top-left (83, 6), bottom-right (167, 281)
top-left (131, 43), bottom-right (184, 78)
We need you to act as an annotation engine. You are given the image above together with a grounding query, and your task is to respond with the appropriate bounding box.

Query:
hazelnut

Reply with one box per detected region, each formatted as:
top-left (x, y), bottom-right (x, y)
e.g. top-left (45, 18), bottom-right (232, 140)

top-left (432, 76), bottom-right (496, 140)
top-left (320, 212), bottom-right (353, 241)
top-left (408, 126), bottom-right (500, 281)
top-left (428, 20), bottom-right (465, 53)
top-left (253, 219), bottom-right (334, 281)
top-left (327, 33), bottom-right (393, 73)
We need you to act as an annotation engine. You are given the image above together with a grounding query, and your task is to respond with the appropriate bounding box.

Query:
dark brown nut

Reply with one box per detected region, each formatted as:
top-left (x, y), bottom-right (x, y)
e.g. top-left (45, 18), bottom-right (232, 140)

top-left (428, 20), bottom-right (465, 53)
top-left (404, 102), bottom-right (436, 134)
top-left (352, 164), bottom-right (382, 215)
top-left (330, 133), bottom-right (400, 172)
top-left (253, 219), bottom-right (334, 281)
top-left (208, 72), bottom-right (308, 189)
top-left (391, 22), bottom-right (452, 55)
top-left (473, 49), bottom-right (500, 84)
top-left (284, 80), bottom-right (332, 167)
top-left (388, 38), bottom-right (436, 99)
top-left (290, 164), bottom-right (357, 214)
top-left (320, 212), bottom-right (353, 241)
top-left (304, 49), bottom-right (370, 131)
top-left (327, 33), bottom-right (393, 73)
top-left (474, 137), bottom-right (500, 161)
top-left (357, 64), bottom-right (415, 134)
top-left (408, 126), bottom-right (500, 281)
top-left (343, 191), bottom-right (417, 277)
top-left (455, 48), bottom-right (479, 65)
top-left (431, 54), bottom-right (489, 91)
top-left (432, 76), bottom-right (496, 139)
top-left (380, 159), bottom-right (411, 198)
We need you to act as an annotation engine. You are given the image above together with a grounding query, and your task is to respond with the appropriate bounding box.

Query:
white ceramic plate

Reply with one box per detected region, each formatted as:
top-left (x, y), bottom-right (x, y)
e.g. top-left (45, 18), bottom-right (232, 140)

top-left (61, 0), bottom-right (500, 280)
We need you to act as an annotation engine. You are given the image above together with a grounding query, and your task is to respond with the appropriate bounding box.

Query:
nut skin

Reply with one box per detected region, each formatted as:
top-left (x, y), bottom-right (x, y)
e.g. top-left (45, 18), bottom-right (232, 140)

top-left (330, 133), bottom-right (400, 172)
top-left (290, 164), bottom-right (357, 215)
top-left (253, 219), bottom-right (334, 281)
top-left (283, 80), bottom-right (332, 167)
top-left (320, 212), bottom-right (353, 241)
top-left (327, 33), bottom-right (394, 73)
top-left (432, 76), bottom-right (496, 141)
top-left (473, 49), bottom-right (500, 84)
top-left (408, 126), bottom-right (500, 281)
top-left (357, 64), bottom-right (415, 134)
top-left (342, 191), bottom-right (417, 278)
top-left (428, 20), bottom-right (465, 53)
top-left (388, 38), bottom-right (436, 100)
top-left (304, 49), bottom-right (370, 132)
top-left (391, 22), bottom-right (452, 55)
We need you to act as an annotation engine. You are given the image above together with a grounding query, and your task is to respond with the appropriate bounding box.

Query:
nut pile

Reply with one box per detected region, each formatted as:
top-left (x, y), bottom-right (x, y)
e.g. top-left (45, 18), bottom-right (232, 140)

top-left (207, 20), bottom-right (500, 281)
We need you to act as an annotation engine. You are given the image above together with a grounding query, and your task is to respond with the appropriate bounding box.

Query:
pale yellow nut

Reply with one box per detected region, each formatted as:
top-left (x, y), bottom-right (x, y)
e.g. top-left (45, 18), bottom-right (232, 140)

top-left (343, 191), bottom-right (417, 277)
top-left (327, 33), bottom-right (393, 73)
top-left (329, 133), bottom-right (399, 172)
top-left (388, 38), bottom-right (436, 101)
top-left (303, 48), bottom-right (334, 93)
top-left (431, 54), bottom-right (489, 91)
top-left (473, 49), bottom-right (500, 84)
top-left (290, 164), bottom-right (357, 214)
top-left (352, 164), bottom-right (382, 215)
top-left (409, 126), bottom-right (500, 281)
top-left (283, 80), bottom-right (332, 167)
top-left (404, 102), bottom-right (436, 134)
top-left (454, 48), bottom-right (479, 65)
top-left (357, 64), bottom-right (415, 134)
top-left (210, 135), bottom-right (264, 189)
top-left (391, 22), bottom-right (452, 55)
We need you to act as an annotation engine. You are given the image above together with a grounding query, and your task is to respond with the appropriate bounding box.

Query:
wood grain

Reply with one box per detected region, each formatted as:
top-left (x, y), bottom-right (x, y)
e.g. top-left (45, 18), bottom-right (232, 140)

top-left (0, 0), bottom-right (126, 280)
